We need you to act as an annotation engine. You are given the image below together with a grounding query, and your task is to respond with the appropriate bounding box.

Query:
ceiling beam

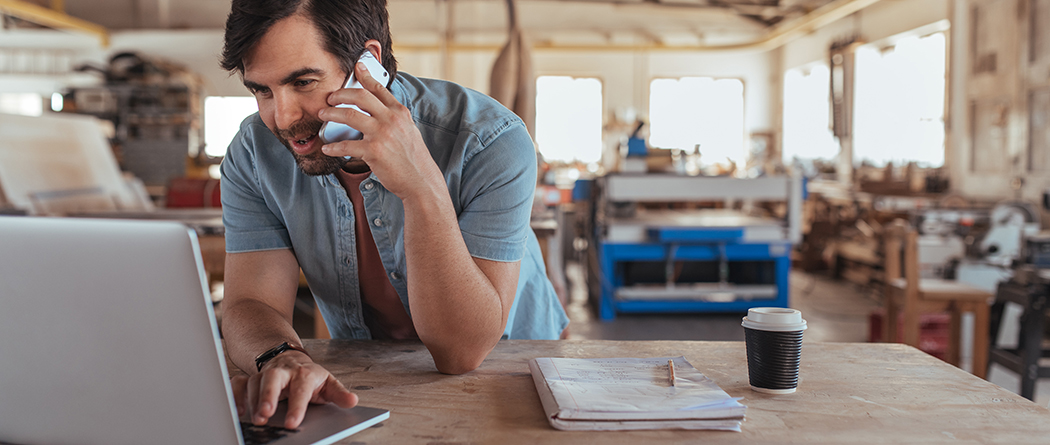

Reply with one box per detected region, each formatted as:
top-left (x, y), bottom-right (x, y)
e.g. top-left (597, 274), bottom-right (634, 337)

top-left (750, 0), bottom-right (877, 50)
top-left (0, 0), bottom-right (108, 46)
top-left (396, 0), bottom-right (880, 52)
top-left (512, 0), bottom-right (726, 10)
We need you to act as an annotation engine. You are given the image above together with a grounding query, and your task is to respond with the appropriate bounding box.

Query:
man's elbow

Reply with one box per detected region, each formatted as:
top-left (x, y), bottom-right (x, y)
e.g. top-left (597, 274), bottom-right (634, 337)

top-left (420, 324), bottom-right (504, 374)
top-left (433, 353), bottom-right (486, 375)
top-left (428, 339), bottom-right (498, 374)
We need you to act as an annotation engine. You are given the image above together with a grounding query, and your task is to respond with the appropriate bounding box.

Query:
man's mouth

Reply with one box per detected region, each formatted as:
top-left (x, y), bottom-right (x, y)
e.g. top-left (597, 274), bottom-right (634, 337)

top-left (273, 118), bottom-right (325, 157)
top-left (289, 134), bottom-right (318, 154)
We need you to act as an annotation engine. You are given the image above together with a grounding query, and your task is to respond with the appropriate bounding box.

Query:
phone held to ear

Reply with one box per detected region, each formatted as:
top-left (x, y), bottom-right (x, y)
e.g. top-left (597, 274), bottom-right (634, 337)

top-left (318, 51), bottom-right (392, 156)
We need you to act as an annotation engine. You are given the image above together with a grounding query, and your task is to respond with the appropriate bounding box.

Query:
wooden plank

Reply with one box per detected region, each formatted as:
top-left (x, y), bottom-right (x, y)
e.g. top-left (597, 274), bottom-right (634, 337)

top-left (1033, 0), bottom-right (1050, 63)
top-left (840, 267), bottom-right (873, 286)
top-left (1028, 87), bottom-right (1050, 172)
top-left (969, 98), bottom-right (1012, 174)
top-left (835, 240), bottom-right (881, 265)
top-left (228, 340), bottom-right (1050, 444)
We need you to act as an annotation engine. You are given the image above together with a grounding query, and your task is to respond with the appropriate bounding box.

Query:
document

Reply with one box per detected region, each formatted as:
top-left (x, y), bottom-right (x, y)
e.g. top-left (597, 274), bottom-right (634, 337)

top-left (528, 356), bottom-right (745, 431)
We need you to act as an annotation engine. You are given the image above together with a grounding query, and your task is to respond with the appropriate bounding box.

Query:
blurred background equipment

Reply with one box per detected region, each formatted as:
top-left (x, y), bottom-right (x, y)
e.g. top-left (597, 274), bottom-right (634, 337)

top-left (586, 173), bottom-right (803, 320)
top-left (61, 52), bottom-right (203, 197)
top-left (0, 112), bottom-right (152, 215)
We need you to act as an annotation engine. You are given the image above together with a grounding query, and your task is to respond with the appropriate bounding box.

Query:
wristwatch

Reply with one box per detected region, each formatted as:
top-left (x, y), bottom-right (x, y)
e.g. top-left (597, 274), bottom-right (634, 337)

top-left (254, 341), bottom-right (309, 372)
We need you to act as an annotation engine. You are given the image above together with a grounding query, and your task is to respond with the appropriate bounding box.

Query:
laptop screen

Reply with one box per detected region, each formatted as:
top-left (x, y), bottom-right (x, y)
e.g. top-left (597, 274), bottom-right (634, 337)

top-left (0, 217), bottom-right (242, 444)
top-left (0, 216), bottom-right (390, 445)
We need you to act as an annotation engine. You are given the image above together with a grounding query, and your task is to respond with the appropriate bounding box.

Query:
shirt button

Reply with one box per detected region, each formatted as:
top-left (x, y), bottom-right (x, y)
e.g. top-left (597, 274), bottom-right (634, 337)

top-left (373, 218), bottom-right (383, 227)
top-left (345, 258), bottom-right (351, 265)
top-left (364, 181), bottom-right (374, 190)
top-left (390, 271), bottom-right (400, 280)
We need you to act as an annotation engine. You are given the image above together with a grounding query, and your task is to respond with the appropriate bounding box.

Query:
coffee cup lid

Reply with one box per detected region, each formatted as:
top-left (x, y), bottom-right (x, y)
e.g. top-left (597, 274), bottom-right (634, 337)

top-left (741, 307), bottom-right (807, 332)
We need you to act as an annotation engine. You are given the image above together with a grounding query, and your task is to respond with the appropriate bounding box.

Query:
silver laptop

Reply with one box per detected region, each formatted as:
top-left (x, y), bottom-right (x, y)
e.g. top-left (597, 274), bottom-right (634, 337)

top-left (0, 216), bottom-right (389, 445)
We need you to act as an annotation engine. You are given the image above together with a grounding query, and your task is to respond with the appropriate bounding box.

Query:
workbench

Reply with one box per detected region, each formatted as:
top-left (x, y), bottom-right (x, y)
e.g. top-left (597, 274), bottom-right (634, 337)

top-left (228, 340), bottom-right (1050, 444)
top-left (592, 175), bottom-right (803, 319)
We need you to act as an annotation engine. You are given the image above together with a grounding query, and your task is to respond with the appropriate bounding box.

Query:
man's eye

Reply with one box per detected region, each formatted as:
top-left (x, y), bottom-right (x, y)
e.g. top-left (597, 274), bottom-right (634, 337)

top-left (294, 79), bottom-right (314, 87)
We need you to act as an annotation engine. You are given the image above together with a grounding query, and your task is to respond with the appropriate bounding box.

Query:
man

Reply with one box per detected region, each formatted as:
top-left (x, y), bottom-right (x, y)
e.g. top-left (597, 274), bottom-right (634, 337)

top-left (217, 0), bottom-right (569, 430)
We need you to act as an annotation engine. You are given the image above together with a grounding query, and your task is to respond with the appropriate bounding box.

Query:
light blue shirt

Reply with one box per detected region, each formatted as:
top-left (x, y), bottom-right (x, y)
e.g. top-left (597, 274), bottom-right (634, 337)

top-left (220, 72), bottom-right (568, 340)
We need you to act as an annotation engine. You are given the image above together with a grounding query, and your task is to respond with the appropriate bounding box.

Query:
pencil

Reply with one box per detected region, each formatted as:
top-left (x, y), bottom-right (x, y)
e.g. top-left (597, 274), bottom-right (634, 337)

top-left (668, 359), bottom-right (676, 387)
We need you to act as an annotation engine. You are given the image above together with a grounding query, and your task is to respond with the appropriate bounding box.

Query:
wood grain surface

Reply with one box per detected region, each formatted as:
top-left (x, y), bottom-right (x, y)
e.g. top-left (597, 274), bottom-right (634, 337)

top-left (228, 340), bottom-right (1050, 444)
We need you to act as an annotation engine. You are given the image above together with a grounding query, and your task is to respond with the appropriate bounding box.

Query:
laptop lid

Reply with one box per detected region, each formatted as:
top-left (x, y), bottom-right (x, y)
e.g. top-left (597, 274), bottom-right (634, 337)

top-left (0, 217), bottom-right (387, 445)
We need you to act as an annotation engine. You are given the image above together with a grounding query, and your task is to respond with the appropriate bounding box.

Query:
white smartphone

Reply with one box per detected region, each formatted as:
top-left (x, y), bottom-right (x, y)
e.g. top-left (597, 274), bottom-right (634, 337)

top-left (318, 50), bottom-right (391, 152)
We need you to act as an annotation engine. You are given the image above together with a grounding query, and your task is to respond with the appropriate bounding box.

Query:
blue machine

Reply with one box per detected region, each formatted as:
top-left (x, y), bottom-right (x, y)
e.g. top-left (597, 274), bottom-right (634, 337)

top-left (591, 174), bottom-right (803, 320)
top-left (626, 137), bottom-right (648, 157)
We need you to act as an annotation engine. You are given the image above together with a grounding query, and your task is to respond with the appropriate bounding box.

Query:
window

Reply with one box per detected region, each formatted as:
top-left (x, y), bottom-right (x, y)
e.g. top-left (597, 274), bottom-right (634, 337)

top-left (535, 76), bottom-right (603, 164)
top-left (782, 65), bottom-right (839, 162)
top-left (649, 77), bottom-right (744, 166)
top-left (203, 96), bottom-right (259, 158)
top-left (853, 32), bottom-right (946, 167)
top-left (0, 93), bottom-right (43, 116)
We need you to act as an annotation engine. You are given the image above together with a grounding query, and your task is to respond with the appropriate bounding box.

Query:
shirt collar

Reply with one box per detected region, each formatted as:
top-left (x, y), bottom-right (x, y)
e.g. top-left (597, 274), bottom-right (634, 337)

top-left (317, 168), bottom-right (380, 188)
top-left (317, 174), bottom-right (338, 187)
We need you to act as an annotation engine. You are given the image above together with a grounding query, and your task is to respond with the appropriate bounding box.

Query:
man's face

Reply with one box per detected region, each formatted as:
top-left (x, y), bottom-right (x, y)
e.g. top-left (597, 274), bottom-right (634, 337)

top-left (242, 14), bottom-right (349, 176)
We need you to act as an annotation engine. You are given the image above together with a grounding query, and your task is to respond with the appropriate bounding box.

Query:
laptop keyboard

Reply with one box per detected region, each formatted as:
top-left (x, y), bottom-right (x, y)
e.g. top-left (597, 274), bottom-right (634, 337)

top-left (240, 422), bottom-right (299, 445)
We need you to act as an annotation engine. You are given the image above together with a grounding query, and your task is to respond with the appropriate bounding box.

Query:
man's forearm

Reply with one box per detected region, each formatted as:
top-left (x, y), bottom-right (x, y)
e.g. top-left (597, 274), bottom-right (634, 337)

top-left (222, 298), bottom-right (307, 375)
top-left (400, 182), bottom-right (510, 374)
top-left (221, 250), bottom-right (309, 374)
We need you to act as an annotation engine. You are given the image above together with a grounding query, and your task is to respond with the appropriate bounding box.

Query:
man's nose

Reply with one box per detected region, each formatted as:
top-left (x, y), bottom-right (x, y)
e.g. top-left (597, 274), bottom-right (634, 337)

top-left (273, 92), bottom-right (304, 131)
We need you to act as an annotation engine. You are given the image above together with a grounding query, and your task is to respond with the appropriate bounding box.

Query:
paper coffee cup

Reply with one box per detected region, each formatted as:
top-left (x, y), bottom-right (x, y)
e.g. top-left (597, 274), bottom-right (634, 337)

top-left (741, 308), bottom-right (807, 394)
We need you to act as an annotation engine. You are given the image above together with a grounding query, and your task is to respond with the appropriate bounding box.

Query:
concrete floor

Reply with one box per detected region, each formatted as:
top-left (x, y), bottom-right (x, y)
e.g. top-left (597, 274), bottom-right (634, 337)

top-left (562, 263), bottom-right (1050, 407)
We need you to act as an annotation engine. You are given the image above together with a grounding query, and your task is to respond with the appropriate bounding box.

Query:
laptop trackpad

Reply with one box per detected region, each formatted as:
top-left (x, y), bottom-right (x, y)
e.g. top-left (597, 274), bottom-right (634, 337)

top-left (241, 403), bottom-right (389, 445)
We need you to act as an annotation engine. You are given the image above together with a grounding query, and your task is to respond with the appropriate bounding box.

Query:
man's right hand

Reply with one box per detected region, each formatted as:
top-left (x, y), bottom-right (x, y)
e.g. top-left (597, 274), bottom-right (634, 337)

top-left (230, 350), bottom-right (359, 429)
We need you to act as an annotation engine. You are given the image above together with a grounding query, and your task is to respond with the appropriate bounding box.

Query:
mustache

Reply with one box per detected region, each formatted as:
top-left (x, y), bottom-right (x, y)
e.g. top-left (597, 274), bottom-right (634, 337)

top-left (274, 118), bottom-right (323, 141)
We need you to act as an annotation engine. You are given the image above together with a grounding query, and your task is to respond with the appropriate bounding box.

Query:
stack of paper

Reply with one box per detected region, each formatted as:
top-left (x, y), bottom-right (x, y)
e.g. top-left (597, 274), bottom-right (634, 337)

top-left (528, 356), bottom-right (745, 431)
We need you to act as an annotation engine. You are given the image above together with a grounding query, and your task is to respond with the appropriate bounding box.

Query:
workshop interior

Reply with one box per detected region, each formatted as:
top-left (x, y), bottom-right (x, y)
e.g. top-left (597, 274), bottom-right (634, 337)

top-left (2, 0), bottom-right (1050, 408)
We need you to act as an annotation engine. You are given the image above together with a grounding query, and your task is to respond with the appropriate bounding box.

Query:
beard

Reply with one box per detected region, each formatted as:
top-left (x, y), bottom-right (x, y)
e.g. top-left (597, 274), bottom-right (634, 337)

top-left (271, 117), bottom-right (346, 176)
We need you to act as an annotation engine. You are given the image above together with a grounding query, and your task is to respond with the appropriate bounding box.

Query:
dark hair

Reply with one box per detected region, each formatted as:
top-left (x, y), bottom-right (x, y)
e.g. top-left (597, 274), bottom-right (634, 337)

top-left (220, 0), bottom-right (397, 80)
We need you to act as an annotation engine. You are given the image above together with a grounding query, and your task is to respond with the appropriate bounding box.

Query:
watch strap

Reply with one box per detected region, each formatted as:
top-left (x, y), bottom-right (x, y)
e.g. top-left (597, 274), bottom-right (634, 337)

top-left (254, 342), bottom-right (309, 372)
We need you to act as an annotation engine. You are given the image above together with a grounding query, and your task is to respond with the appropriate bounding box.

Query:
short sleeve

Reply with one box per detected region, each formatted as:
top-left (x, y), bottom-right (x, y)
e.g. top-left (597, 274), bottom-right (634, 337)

top-left (219, 117), bottom-right (293, 253)
top-left (455, 121), bottom-right (536, 262)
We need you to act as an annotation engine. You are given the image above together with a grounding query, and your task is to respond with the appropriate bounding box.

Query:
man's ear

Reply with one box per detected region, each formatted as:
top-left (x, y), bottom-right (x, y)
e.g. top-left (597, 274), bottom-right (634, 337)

top-left (363, 39), bottom-right (382, 62)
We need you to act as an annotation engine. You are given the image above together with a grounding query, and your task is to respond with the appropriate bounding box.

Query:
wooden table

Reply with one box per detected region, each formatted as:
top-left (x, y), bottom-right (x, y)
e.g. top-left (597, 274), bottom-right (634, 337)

top-left (231, 340), bottom-right (1050, 444)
